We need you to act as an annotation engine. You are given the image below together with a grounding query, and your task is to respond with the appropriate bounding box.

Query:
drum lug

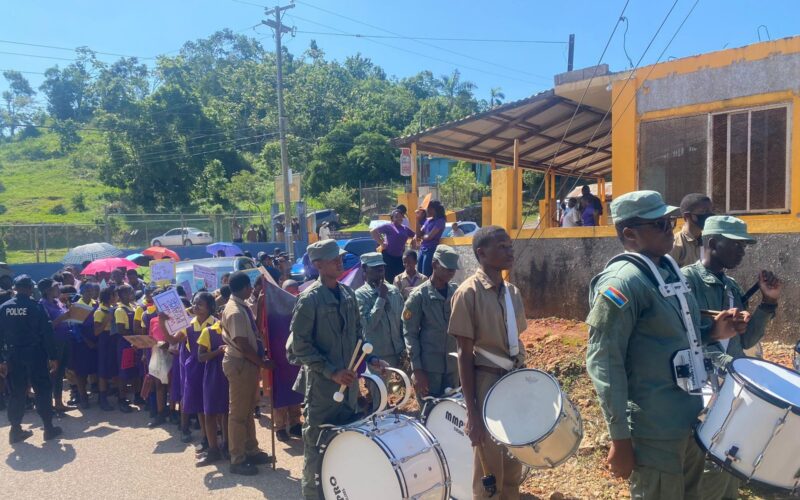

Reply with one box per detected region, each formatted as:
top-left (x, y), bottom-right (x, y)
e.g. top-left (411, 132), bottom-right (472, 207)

top-left (724, 445), bottom-right (740, 466)
top-left (544, 457), bottom-right (555, 468)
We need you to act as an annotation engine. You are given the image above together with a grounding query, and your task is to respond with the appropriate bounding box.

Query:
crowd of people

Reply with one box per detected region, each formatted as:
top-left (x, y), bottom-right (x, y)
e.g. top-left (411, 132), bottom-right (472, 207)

top-left (0, 187), bottom-right (787, 500)
top-left (559, 184), bottom-right (605, 227)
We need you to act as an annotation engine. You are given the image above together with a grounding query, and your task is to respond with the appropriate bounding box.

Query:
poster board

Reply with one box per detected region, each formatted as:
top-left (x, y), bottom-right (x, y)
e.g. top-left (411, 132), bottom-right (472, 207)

top-left (244, 268), bottom-right (263, 287)
top-left (149, 259), bottom-right (176, 286)
top-left (66, 301), bottom-right (94, 324)
top-left (193, 265), bottom-right (217, 291)
top-left (123, 335), bottom-right (157, 349)
top-left (152, 288), bottom-right (192, 337)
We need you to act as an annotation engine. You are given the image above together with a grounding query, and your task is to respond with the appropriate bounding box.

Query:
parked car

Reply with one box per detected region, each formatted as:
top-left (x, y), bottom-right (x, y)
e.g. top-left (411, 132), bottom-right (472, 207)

top-left (151, 227), bottom-right (213, 247)
top-left (175, 256), bottom-right (254, 291)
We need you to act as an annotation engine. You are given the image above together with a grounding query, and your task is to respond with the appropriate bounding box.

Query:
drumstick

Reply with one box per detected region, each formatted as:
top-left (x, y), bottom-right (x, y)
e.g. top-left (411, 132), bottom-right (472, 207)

top-left (347, 339), bottom-right (363, 373)
top-left (333, 343), bottom-right (373, 403)
top-left (700, 309), bottom-right (722, 317)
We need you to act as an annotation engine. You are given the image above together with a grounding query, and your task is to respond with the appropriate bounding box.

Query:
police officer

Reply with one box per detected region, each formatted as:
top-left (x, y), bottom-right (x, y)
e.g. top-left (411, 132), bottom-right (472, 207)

top-left (402, 245), bottom-right (460, 403)
top-left (355, 252), bottom-right (405, 368)
top-left (585, 191), bottom-right (737, 499)
top-left (289, 239), bottom-right (386, 500)
top-left (0, 275), bottom-right (63, 444)
top-left (682, 216), bottom-right (781, 500)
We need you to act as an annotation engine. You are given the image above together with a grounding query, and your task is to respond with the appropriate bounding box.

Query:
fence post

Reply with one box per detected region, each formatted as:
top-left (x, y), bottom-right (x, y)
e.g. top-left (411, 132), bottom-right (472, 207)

top-left (34, 225), bottom-right (40, 263)
top-left (65, 224), bottom-right (70, 248)
top-left (358, 180), bottom-right (363, 221)
top-left (42, 224), bottom-right (47, 263)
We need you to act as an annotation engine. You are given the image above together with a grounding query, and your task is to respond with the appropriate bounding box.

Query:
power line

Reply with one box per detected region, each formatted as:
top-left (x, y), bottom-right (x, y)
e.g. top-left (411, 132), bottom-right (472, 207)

top-left (0, 51), bottom-right (77, 62)
top-left (293, 30), bottom-right (567, 44)
top-left (0, 39), bottom-right (155, 60)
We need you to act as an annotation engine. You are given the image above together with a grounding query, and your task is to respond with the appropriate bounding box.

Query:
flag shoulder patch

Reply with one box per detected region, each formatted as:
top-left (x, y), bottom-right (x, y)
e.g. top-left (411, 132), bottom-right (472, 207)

top-left (602, 286), bottom-right (628, 308)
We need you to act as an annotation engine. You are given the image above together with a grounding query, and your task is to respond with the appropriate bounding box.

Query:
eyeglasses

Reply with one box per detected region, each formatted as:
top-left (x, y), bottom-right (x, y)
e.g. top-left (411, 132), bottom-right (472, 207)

top-left (628, 217), bottom-right (677, 233)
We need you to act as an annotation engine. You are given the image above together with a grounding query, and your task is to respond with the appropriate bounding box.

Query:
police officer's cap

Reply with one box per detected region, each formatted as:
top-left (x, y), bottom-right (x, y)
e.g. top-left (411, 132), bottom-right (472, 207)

top-left (611, 190), bottom-right (679, 223)
top-left (13, 274), bottom-right (34, 287)
top-left (433, 245), bottom-right (460, 270)
top-left (307, 239), bottom-right (345, 262)
top-left (360, 252), bottom-right (386, 267)
top-left (703, 216), bottom-right (756, 244)
top-left (257, 251), bottom-right (268, 262)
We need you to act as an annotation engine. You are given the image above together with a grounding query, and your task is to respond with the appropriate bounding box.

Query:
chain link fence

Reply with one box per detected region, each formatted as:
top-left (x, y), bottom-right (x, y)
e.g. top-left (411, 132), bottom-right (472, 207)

top-left (358, 180), bottom-right (410, 221)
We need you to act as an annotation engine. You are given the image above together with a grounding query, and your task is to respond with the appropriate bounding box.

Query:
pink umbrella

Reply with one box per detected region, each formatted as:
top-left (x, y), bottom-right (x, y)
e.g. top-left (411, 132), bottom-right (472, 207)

top-left (82, 257), bottom-right (139, 276)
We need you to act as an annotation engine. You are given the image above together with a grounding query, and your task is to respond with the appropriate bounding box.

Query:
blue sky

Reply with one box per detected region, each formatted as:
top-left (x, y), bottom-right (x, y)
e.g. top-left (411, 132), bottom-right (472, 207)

top-left (1, 0), bottom-right (797, 104)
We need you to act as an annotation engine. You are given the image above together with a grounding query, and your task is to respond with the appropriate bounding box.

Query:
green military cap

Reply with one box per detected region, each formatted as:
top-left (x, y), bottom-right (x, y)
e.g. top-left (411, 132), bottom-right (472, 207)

top-left (433, 245), bottom-right (460, 270)
top-left (307, 239), bottom-right (346, 262)
top-left (610, 190), bottom-right (679, 223)
top-left (703, 215), bottom-right (756, 243)
top-left (360, 252), bottom-right (386, 267)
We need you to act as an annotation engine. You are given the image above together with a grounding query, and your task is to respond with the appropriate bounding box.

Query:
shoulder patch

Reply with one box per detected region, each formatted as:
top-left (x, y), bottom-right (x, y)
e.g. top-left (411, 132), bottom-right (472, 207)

top-left (403, 308), bottom-right (413, 321)
top-left (602, 286), bottom-right (628, 308)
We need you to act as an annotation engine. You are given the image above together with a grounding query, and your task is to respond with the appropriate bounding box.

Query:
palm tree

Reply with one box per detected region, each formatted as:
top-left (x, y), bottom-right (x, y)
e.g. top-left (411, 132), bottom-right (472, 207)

top-left (436, 69), bottom-right (477, 107)
top-left (489, 87), bottom-right (505, 108)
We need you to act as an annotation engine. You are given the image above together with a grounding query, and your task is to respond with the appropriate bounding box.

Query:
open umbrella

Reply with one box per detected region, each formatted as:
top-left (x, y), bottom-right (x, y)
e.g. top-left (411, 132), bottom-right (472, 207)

top-left (63, 242), bottom-right (122, 265)
top-left (206, 242), bottom-right (243, 257)
top-left (142, 246), bottom-right (180, 262)
top-left (126, 253), bottom-right (153, 266)
top-left (81, 257), bottom-right (138, 276)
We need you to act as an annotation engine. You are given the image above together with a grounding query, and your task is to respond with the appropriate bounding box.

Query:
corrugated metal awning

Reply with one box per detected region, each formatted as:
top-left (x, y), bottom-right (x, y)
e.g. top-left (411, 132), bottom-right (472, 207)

top-left (391, 90), bottom-right (612, 177)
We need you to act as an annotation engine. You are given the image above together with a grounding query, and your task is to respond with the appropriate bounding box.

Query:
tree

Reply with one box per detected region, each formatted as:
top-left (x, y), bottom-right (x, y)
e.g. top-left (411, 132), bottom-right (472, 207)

top-left (52, 119), bottom-right (81, 153)
top-left (489, 87), bottom-right (505, 107)
top-left (319, 184), bottom-right (358, 225)
top-left (39, 48), bottom-right (99, 121)
top-left (436, 69), bottom-right (476, 108)
top-left (440, 161), bottom-right (489, 210)
top-left (223, 170), bottom-right (272, 225)
top-left (1, 70), bottom-right (36, 136)
top-left (192, 159), bottom-right (230, 211)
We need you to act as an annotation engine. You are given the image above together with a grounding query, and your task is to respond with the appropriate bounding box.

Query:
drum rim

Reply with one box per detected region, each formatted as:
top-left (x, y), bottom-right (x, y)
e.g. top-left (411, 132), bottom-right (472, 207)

top-left (693, 422), bottom-right (796, 494)
top-left (507, 398), bottom-right (584, 469)
top-left (421, 396), bottom-right (465, 425)
top-left (729, 357), bottom-right (800, 416)
top-left (482, 368), bottom-right (565, 447)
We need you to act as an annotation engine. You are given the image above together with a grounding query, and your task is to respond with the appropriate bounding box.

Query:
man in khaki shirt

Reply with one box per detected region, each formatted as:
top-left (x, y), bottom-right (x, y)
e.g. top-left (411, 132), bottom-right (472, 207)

top-left (220, 272), bottom-right (272, 476)
top-left (449, 226), bottom-right (527, 500)
top-left (669, 193), bottom-right (713, 267)
top-left (393, 248), bottom-right (429, 300)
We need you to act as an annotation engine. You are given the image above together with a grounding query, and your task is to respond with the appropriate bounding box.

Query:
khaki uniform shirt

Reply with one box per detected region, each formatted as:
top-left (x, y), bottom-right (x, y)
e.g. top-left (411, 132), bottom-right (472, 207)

top-left (586, 258), bottom-right (705, 440)
top-left (670, 226), bottom-right (703, 267)
top-left (393, 270), bottom-right (429, 301)
top-left (403, 280), bottom-right (459, 375)
top-left (220, 295), bottom-right (259, 360)
top-left (448, 269), bottom-right (527, 370)
top-left (355, 282), bottom-right (405, 361)
top-left (682, 262), bottom-right (774, 364)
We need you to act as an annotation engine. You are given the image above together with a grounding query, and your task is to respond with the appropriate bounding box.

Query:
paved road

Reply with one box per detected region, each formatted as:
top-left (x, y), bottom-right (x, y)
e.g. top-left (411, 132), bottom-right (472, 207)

top-left (0, 400), bottom-right (304, 499)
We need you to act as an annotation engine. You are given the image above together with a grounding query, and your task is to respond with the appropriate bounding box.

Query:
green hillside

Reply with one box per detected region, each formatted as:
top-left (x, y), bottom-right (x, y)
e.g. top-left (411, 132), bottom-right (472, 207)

top-left (0, 130), bottom-right (113, 224)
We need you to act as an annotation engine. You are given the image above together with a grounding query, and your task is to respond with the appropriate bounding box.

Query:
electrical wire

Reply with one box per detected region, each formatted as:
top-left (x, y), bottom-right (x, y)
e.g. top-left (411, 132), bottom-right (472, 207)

top-left (293, 30), bottom-right (566, 44)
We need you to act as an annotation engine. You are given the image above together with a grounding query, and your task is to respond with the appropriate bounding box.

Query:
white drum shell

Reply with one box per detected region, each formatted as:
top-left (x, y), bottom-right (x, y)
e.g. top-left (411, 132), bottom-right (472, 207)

top-left (696, 359), bottom-right (800, 491)
top-left (423, 397), bottom-right (473, 500)
top-left (320, 414), bottom-right (450, 500)
top-left (506, 397), bottom-right (583, 468)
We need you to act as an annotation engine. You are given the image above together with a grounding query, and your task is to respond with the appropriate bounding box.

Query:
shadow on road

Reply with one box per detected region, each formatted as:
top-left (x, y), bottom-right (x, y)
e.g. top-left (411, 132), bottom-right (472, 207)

top-left (203, 465), bottom-right (300, 497)
top-left (6, 440), bottom-right (77, 472)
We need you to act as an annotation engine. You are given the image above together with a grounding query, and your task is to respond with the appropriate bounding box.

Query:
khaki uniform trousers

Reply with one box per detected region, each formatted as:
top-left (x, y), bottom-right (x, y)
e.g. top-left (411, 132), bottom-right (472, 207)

top-left (223, 356), bottom-right (261, 465)
top-left (472, 368), bottom-right (522, 500)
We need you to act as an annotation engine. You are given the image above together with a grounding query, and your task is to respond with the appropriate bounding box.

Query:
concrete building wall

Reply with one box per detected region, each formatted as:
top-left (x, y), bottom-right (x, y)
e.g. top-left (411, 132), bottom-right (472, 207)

top-left (447, 234), bottom-right (800, 344)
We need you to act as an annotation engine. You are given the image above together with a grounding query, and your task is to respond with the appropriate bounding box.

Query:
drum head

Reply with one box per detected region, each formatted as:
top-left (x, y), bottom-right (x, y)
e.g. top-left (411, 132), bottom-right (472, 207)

top-left (320, 430), bottom-right (400, 499)
top-left (732, 358), bottom-right (800, 409)
top-left (483, 369), bottom-right (562, 446)
top-left (426, 399), bottom-right (472, 500)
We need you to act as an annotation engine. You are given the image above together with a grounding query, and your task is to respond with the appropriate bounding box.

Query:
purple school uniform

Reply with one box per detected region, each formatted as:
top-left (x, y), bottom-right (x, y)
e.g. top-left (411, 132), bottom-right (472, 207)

top-left (181, 317), bottom-right (215, 414)
top-left (198, 323), bottom-right (229, 415)
top-left (70, 298), bottom-right (98, 376)
top-left (116, 304), bottom-right (139, 381)
top-left (169, 342), bottom-right (183, 405)
top-left (95, 306), bottom-right (118, 379)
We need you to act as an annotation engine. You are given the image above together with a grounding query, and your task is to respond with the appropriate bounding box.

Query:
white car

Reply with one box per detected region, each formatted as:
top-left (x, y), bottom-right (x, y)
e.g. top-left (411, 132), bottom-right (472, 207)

top-left (151, 227), bottom-right (213, 247)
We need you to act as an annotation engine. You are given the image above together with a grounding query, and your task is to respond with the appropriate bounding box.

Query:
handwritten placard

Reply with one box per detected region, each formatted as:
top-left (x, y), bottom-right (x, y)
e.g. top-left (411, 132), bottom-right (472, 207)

top-left (152, 288), bottom-right (192, 337)
top-left (123, 335), bottom-right (157, 349)
top-left (193, 265), bottom-right (217, 291)
top-left (149, 259), bottom-right (176, 286)
top-left (180, 279), bottom-right (193, 297)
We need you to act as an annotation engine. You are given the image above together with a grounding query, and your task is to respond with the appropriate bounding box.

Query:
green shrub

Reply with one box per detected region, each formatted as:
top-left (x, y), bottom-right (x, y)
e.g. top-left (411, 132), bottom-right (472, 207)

top-left (49, 204), bottom-right (68, 215)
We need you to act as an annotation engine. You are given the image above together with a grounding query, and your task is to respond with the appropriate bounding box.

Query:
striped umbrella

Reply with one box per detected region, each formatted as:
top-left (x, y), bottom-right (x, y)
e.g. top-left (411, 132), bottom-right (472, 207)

top-left (62, 242), bottom-right (123, 265)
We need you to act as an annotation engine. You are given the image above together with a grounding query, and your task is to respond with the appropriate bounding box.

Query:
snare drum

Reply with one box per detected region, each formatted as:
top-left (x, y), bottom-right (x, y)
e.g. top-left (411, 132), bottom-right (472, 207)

top-left (695, 357), bottom-right (800, 492)
top-left (319, 413), bottom-right (450, 500)
top-left (421, 393), bottom-right (473, 500)
top-left (482, 368), bottom-right (583, 468)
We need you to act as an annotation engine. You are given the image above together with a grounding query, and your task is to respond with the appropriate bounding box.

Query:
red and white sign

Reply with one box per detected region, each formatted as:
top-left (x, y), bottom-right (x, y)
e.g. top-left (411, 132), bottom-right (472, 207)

top-left (400, 148), bottom-right (412, 177)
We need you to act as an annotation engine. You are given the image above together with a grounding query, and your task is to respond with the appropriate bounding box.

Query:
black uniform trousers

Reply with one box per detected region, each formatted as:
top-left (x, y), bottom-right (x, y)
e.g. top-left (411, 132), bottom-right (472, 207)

top-left (7, 345), bottom-right (53, 427)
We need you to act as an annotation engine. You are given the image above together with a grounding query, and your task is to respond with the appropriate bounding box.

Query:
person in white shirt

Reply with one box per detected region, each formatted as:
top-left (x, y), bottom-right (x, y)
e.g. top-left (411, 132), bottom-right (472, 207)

top-left (561, 198), bottom-right (582, 227)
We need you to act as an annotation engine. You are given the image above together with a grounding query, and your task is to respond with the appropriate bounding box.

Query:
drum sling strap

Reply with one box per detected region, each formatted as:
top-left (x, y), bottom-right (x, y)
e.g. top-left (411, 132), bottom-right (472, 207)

top-left (605, 252), bottom-right (710, 395)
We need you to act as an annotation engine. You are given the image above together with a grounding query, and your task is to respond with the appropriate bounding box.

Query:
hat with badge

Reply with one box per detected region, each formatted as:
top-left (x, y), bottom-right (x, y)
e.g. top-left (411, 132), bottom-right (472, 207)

top-left (610, 190), bottom-right (679, 223)
top-left (13, 274), bottom-right (34, 287)
top-left (433, 245), bottom-right (460, 270)
top-left (307, 239), bottom-right (346, 262)
top-left (360, 252), bottom-right (386, 267)
top-left (702, 215), bottom-right (756, 244)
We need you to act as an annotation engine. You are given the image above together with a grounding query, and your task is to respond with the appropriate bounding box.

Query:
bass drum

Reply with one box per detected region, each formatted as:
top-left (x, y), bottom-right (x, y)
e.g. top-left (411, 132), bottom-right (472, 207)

top-left (696, 358), bottom-right (800, 492)
top-left (319, 413), bottom-right (450, 500)
top-left (483, 369), bottom-right (583, 468)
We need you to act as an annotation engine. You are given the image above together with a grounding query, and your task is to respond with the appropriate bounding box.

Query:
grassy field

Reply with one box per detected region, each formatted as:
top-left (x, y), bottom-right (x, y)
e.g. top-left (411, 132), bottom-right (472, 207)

top-left (5, 248), bottom-right (70, 264)
top-left (0, 131), bottom-right (113, 224)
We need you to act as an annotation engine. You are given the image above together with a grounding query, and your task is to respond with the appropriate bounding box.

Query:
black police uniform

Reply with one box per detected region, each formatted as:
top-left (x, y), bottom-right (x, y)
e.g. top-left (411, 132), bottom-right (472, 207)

top-left (0, 292), bottom-right (57, 431)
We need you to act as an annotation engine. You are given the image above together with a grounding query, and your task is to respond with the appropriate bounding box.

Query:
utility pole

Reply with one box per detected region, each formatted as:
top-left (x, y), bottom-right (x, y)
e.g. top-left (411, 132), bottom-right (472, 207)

top-left (567, 34), bottom-right (575, 71)
top-left (263, 3), bottom-right (296, 259)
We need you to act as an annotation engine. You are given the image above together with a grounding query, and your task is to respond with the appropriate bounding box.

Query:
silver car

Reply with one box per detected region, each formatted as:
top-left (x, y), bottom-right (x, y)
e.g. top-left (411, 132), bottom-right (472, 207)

top-left (150, 227), bottom-right (213, 247)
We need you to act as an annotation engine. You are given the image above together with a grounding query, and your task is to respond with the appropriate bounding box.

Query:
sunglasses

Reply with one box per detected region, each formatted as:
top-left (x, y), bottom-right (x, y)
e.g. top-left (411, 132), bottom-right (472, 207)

top-left (628, 217), bottom-right (677, 233)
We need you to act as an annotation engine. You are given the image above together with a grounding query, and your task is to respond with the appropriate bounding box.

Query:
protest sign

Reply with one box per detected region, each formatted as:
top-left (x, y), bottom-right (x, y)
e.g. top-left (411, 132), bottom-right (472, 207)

top-left (193, 265), bottom-right (217, 291)
top-left (149, 259), bottom-right (176, 286)
top-left (153, 288), bottom-right (192, 337)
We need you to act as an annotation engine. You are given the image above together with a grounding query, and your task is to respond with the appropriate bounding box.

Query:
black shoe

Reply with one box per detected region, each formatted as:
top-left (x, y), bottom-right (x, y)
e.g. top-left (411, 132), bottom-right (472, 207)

top-left (254, 406), bottom-right (261, 419)
top-left (79, 396), bottom-right (90, 410)
top-left (288, 423), bottom-right (303, 438)
top-left (118, 402), bottom-right (133, 413)
top-left (67, 391), bottom-right (79, 406)
top-left (230, 462), bottom-right (259, 476)
top-left (134, 396), bottom-right (146, 406)
top-left (9, 427), bottom-right (33, 444)
top-left (195, 438), bottom-right (209, 454)
top-left (147, 414), bottom-right (166, 429)
top-left (180, 430), bottom-right (192, 443)
top-left (276, 429), bottom-right (290, 442)
top-left (43, 426), bottom-right (63, 441)
top-left (245, 451), bottom-right (275, 466)
top-left (196, 448), bottom-right (222, 467)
